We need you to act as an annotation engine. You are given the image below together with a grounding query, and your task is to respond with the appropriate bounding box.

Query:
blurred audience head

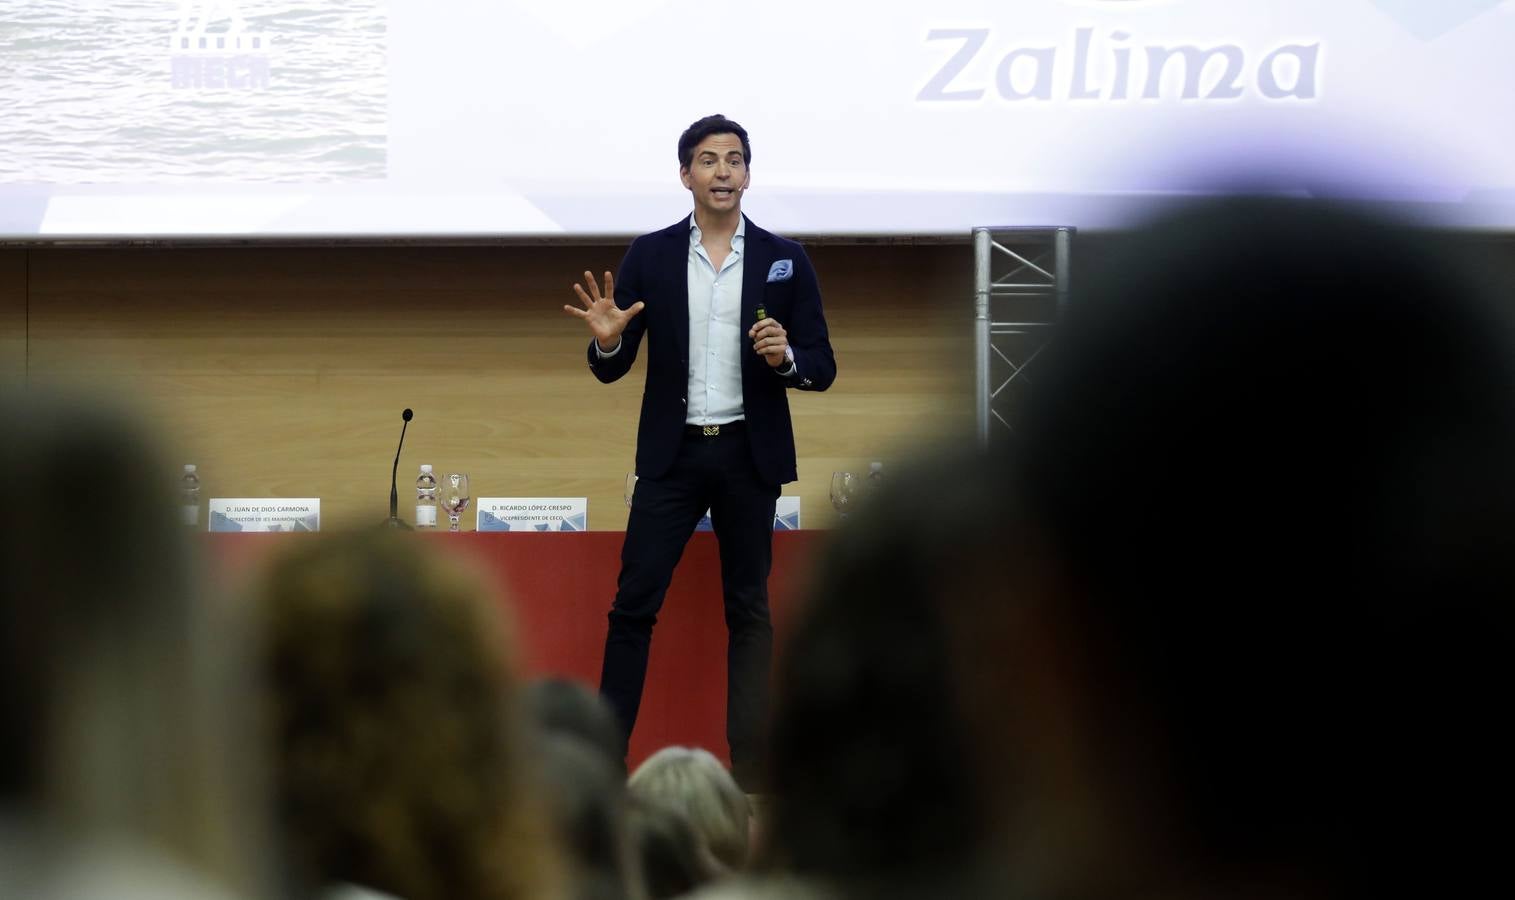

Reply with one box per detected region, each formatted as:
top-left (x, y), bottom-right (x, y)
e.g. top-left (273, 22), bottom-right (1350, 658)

top-left (968, 199), bottom-right (1515, 897)
top-left (536, 731), bottom-right (643, 900)
top-left (626, 796), bottom-right (724, 900)
top-left (526, 677), bottom-right (626, 775)
top-left (0, 388), bottom-right (269, 898)
top-left (627, 746), bottom-right (749, 872)
top-left (256, 530), bottom-right (561, 900)
top-left (761, 449), bottom-right (998, 898)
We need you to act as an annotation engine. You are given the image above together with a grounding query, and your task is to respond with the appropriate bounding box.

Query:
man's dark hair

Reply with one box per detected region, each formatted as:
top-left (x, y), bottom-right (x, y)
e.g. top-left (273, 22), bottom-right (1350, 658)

top-left (678, 114), bottom-right (751, 170)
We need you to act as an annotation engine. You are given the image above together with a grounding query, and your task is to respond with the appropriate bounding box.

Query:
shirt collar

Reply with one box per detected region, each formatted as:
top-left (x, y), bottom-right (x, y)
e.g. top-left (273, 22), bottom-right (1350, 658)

top-left (689, 213), bottom-right (746, 247)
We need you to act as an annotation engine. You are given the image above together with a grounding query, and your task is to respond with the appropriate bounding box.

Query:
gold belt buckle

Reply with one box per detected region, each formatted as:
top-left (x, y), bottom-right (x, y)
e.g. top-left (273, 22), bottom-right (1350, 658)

top-left (703, 425), bottom-right (720, 437)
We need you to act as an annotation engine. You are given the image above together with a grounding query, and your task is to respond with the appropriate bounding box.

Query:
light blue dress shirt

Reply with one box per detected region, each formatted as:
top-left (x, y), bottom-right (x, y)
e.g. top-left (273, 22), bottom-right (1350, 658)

top-left (686, 214), bottom-right (746, 425)
top-left (595, 213), bottom-right (796, 425)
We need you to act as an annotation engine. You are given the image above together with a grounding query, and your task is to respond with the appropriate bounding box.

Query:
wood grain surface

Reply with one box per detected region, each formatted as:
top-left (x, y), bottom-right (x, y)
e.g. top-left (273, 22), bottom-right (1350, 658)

top-left (15, 242), bottom-right (974, 529)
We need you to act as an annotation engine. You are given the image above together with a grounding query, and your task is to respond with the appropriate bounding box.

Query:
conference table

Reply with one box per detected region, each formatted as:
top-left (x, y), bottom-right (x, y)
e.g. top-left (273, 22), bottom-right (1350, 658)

top-left (208, 530), bottom-right (826, 770)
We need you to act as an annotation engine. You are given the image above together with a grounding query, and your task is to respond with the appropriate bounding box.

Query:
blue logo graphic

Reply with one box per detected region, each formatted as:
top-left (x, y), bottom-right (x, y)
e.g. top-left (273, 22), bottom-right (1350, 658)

top-left (1370, 0), bottom-right (1506, 39)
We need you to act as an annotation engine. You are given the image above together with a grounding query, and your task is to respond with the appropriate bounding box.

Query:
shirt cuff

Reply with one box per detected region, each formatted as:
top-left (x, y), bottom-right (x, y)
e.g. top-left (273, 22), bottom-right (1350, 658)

top-left (776, 346), bottom-right (797, 377)
top-left (594, 338), bottom-right (622, 359)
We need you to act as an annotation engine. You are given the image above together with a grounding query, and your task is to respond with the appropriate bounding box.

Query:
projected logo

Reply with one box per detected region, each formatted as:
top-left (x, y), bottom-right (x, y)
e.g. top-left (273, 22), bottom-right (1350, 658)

top-left (169, 0), bottom-right (273, 90)
top-left (920, 2), bottom-right (1321, 104)
top-left (1369, 0), bottom-right (1508, 40)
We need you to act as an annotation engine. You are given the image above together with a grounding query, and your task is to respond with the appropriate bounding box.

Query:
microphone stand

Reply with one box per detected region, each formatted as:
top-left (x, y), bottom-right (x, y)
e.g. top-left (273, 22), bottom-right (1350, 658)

top-left (384, 408), bottom-right (414, 529)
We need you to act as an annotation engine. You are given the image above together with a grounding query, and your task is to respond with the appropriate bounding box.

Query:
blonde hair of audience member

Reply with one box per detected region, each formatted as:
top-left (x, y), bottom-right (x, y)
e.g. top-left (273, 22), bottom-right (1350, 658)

top-left (0, 389), bottom-right (273, 899)
top-left (256, 531), bottom-right (563, 900)
top-left (627, 747), bottom-right (749, 872)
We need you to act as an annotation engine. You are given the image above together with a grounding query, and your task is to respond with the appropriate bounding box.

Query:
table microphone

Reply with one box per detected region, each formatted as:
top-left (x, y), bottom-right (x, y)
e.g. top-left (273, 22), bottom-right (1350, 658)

top-left (384, 408), bottom-right (414, 529)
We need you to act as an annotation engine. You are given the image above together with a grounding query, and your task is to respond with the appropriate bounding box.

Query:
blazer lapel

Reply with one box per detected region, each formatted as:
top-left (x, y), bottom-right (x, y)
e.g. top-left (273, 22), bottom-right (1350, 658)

top-left (666, 219), bottom-right (691, 363)
top-left (741, 218), bottom-right (772, 370)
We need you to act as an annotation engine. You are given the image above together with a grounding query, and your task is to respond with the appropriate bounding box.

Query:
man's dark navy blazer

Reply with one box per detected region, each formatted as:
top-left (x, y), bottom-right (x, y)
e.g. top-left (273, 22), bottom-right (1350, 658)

top-left (587, 216), bottom-right (836, 485)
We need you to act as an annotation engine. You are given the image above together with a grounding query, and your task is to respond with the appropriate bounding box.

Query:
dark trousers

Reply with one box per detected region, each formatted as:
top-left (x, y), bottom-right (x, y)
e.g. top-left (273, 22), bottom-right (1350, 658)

top-left (599, 426), bottom-right (779, 783)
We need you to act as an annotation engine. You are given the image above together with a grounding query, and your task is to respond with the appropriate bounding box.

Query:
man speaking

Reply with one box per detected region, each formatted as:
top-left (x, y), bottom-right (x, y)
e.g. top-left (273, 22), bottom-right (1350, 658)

top-left (563, 114), bottom-right (836, 788)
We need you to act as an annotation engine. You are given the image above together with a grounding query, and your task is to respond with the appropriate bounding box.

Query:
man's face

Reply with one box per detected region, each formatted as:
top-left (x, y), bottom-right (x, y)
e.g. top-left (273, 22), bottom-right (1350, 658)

top-left (680, 132), bottom-right (749, 217)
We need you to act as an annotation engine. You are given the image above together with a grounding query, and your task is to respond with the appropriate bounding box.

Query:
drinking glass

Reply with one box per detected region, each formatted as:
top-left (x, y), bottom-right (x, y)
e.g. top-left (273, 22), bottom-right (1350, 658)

top-left (440, 473), bottom-right (471, 532)
top-left (830, 471), bottom-right (860, 520)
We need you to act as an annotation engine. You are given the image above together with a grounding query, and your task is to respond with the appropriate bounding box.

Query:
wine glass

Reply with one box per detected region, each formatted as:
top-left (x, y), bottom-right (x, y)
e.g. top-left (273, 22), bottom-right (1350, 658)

top-left (440, 472), bottom-right (471, 532)
top-left (830, 471), bottom-right (860, 520)
top-left (625, 473), bottom-right (638, 509)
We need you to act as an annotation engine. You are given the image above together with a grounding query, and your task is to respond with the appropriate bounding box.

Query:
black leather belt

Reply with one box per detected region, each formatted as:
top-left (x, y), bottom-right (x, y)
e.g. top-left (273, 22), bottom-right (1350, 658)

top-left (684, 421), bottom-right (745, 438)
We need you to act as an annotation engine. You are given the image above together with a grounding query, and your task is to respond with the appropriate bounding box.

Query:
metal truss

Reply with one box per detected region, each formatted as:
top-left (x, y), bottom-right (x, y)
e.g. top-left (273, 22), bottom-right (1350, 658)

top-left (974, 226), bottom-right (1073, 447)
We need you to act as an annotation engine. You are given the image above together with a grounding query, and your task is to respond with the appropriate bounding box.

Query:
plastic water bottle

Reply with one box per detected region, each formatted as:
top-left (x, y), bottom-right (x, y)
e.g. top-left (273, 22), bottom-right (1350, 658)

top-left (867, 460), bottom-right (885, 491)
top-left (415, 464), bottom-right (438, 529)
top-left (181, 464), bottom-right (201, 527)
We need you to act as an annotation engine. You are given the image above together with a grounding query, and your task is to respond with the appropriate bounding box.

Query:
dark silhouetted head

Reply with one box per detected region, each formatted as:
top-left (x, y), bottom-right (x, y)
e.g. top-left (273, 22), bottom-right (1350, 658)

top-left (978, 199), bottom-right (1515, 898)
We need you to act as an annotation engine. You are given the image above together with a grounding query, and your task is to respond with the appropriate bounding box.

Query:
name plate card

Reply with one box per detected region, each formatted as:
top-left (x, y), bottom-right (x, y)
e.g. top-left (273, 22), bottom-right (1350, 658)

top-left (694, 496), bottom-right (801, 532)
top-left (476, 498), bottom-right (588, 532)
top-left (208, 498), bottom-right (321, 533)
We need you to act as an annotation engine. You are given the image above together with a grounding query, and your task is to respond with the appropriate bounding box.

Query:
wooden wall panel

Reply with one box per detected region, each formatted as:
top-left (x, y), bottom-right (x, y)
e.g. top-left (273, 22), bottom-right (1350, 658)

top-left (24, 243), bottom-right (974, 530)
top-left (0, 251), bottom-right (24, 389)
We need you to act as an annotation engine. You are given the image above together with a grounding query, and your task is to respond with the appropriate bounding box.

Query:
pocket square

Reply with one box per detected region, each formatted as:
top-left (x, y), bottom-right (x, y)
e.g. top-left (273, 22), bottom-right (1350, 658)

top-left (767, 259), bottom-right (794, 283)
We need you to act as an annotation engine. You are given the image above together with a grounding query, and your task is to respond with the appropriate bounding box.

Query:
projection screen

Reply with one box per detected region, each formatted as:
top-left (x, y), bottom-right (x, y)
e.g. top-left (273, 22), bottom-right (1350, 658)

top-left (2, 0), bottom-right (1513, 238)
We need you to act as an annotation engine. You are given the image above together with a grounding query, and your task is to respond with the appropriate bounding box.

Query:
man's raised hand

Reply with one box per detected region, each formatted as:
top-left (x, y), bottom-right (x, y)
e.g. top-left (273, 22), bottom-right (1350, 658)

top-left (564, 270), bottom-right (645, 352)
